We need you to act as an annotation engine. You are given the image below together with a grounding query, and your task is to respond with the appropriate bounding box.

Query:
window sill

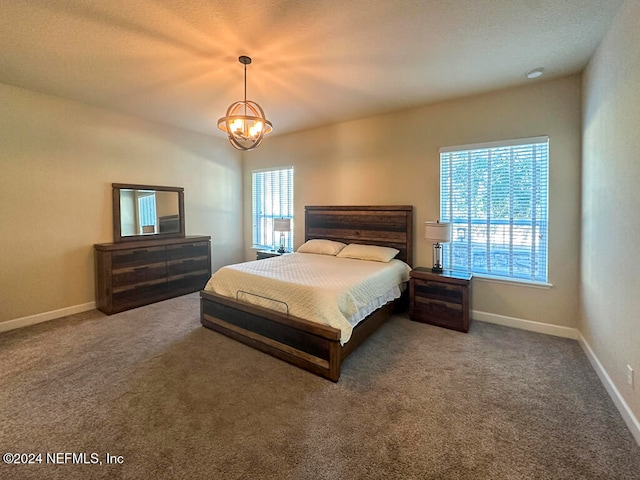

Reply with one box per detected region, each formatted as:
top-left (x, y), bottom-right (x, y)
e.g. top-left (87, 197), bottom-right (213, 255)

top-left (473, 274), bottom-right (553, 289)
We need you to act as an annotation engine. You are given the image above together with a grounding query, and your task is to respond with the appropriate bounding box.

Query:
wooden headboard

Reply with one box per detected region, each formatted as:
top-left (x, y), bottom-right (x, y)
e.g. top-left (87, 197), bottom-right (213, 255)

top-left (304, 205), bottom-right (414, 267)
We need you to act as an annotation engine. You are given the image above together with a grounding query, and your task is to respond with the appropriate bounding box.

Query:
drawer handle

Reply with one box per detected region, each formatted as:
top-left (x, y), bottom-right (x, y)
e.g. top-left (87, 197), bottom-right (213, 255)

top-left (425, 281), bottom-right (460, 290)
top-left (429, 299), bottom-right (462, 310)
top-left (133, 249), bottom-right (149, 254)
top-left (415, 297), bottom-right (461, 308)
top-left (429, 299), bottom-right (448, 307)
top-left (133, 266), bottom-right (149, 271)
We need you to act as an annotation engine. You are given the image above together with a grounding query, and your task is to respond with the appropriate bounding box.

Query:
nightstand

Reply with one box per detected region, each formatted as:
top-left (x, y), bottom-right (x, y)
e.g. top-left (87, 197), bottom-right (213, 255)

top-left (409, 268), bottom-right (472, 332)
top-left (256, 250), bottom-right (289, 260)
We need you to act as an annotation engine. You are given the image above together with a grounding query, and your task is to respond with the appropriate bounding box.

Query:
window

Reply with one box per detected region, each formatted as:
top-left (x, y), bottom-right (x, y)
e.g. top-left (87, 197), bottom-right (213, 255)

top-left (439, 136), bottom-right (549, 283)
top-left (252, 167), bottom-right (294, 251)
top-left (137, 191), bottom-right (157, 233)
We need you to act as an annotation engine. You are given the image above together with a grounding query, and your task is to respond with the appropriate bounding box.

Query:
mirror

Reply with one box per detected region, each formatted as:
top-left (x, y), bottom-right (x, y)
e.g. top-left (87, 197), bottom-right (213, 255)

top-left (112, 183), bottom-right (185, 242)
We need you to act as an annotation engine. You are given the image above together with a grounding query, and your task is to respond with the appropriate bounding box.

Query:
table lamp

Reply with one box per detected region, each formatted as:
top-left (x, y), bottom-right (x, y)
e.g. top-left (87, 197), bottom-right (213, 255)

top-left (273, 218), bottom-right (291, 254)
top-left (424, 221), bottom-right (452, 273)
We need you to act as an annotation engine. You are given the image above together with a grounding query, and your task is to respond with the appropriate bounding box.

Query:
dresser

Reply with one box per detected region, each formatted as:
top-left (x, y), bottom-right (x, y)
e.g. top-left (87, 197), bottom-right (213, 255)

top-left (94, 236), bottom-right (211, 315)
top-left (409, 268), bottom-right (472, 332)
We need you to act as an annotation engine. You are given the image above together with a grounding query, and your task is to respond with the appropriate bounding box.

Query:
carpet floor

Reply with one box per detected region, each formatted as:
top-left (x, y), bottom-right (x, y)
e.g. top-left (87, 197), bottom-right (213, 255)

top-left (1, 293), bottom-right (639, 480)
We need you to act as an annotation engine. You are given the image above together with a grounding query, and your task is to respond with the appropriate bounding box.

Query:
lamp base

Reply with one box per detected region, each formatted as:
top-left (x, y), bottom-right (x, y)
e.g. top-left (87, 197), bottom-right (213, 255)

top-left (431, 242), bottom-right (445, 274)
top-left (276, 231), bottom-right (287, 254)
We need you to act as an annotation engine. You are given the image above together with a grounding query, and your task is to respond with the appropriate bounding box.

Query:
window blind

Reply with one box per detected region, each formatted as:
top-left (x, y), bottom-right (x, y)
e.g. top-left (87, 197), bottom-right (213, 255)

top-left (137, 192), bottom-right (157, 231)
top-left (252, 167), bottom-right (294, 251)
top-left (440, 136), bottom-right (549, 283)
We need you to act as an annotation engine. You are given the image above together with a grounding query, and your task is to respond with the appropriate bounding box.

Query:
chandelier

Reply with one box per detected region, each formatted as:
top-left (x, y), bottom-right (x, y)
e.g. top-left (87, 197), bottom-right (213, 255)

top-left (217, 56), bottom-right (273, 151)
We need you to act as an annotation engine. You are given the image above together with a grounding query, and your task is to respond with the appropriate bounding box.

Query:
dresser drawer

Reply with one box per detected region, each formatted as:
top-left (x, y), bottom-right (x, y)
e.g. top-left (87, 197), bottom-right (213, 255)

top-left (112, 246), bottom-right (166, 268)
top-left (112, 263), bottom-right (167, 288)
top-left (413, 296), bottom-right (461, 319)
top-left (167, 256), bottom-right (209, 277)
top-left (413, 279), bottom-right (463, 304)
top-left (411, 297), bottom-right (468, 332)
top-left (168, 271), bottom-right (210, 294)
top-left (166, 241), bottom-right (209, 261)
top-left (112, 280), bottom-right (168, 309)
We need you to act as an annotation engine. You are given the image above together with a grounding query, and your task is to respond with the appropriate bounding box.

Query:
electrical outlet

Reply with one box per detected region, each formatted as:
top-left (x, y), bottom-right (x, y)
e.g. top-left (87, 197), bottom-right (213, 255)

top-left (627, 365), bottom-right (634, 388)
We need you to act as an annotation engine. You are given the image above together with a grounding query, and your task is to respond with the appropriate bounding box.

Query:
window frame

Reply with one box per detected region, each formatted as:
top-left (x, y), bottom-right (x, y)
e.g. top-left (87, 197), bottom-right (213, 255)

top-left (439, 136), bottom-right (550, 286)
top-left (252, 166), bottom-right (294, 252)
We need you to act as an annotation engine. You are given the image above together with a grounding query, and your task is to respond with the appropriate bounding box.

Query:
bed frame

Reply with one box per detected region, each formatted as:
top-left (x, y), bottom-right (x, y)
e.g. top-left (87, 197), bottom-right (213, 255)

top-left (200, 205), bottom-right (413, 381)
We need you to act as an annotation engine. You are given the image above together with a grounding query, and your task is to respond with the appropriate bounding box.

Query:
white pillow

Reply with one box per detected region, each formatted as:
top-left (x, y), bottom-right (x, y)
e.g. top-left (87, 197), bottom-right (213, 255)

top-left (296, 239), bottom-right (347, 256)
top-left (336, 243), bottom-right (399, 263)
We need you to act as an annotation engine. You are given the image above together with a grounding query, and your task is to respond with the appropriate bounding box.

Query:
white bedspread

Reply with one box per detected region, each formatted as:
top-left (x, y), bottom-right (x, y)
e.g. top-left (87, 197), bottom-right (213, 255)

top-left (203, 252), bottom-right (411, 344)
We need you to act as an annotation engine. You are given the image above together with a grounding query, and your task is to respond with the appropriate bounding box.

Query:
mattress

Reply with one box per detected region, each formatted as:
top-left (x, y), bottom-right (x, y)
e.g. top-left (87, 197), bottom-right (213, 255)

top-left (203, 252), bottom-right (411, 344)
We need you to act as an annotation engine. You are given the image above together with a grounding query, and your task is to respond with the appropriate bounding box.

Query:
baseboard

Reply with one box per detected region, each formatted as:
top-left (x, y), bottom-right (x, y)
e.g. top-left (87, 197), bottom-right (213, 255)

top-left (0, 302), bottom-right (96, 334)
top-left (473, 310), bottom-right (640, 446)
top-left (472, 310), bottom-right (580, 339)
top-left (577, 333), bottom-right (640, 446)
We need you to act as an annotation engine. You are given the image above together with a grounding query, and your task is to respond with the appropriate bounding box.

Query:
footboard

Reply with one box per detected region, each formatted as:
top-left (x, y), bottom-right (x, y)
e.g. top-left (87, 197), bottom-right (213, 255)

top-left (200, 290), bottom-right (344, 381)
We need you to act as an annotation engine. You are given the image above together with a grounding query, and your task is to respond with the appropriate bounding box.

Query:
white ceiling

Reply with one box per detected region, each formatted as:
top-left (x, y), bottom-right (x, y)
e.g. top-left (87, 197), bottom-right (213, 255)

top-left (0, 0), bottom-right (623, 138)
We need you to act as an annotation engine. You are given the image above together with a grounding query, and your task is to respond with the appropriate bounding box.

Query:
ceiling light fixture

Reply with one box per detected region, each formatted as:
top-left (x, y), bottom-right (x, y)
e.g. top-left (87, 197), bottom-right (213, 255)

top-left (218, 56), bottom-right (272, 151)
top-left (526, 68), bottom-right (544, 79)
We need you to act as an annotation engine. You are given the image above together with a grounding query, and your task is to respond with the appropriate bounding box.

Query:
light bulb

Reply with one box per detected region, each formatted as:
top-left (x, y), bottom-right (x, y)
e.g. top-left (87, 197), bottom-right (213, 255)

top-left (249, 121), bottom-right (263, 138)
top-left (231, 119), bottom-right (244, 133)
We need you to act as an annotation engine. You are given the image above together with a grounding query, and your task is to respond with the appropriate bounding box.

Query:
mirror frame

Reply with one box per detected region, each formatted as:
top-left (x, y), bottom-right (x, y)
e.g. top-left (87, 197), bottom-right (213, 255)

top-left (112, 183), bottom-right (185, 243)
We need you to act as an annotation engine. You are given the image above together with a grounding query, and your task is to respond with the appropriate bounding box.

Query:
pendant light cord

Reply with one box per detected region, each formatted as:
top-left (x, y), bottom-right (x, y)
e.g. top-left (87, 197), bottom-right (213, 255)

top-left (243, 63), bottom-right (247, 117)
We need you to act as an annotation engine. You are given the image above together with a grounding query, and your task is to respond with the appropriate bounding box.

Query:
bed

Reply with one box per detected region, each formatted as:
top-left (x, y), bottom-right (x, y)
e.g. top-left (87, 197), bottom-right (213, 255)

top-left (200, 205), bottom-right (414, 381)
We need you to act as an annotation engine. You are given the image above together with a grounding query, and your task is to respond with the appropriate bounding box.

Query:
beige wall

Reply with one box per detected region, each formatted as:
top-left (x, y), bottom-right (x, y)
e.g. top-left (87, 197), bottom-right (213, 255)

top-left (0, 82), bottom-right (243, 324)
top-left (582, 0), bottom-right (640, 422)
top-left (243, 75), bottom-right (582, 329)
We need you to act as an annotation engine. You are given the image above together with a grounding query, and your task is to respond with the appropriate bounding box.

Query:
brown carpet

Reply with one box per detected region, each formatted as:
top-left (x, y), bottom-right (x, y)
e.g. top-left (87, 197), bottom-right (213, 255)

top-left (1, 293), bottom-right (639, 480)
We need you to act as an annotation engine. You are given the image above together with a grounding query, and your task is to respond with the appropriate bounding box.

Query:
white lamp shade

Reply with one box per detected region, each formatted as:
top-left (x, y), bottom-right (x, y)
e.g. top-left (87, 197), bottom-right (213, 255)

top-left (424, 221), bottom-right (452, 243)
top-left (273, 218), bottom-right (291, 232)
